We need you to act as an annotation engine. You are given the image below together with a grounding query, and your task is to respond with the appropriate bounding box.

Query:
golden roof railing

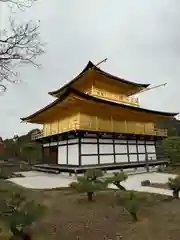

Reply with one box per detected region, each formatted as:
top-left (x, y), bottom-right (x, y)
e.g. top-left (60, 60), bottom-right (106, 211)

top-left (86, 87), bottom-right (139, 107)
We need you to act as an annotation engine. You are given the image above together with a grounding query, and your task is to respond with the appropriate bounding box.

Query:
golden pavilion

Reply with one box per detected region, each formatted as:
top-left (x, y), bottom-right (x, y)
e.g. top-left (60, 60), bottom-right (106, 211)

top-left (21, 61), bottom-right (178, 173)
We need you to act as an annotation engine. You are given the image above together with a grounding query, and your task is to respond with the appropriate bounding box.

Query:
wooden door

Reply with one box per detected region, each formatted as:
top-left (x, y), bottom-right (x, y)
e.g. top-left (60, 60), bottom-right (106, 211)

top-left (43, 147), bottom-right (50, 164)
top-left (50, 146), bottom-right (58, 165)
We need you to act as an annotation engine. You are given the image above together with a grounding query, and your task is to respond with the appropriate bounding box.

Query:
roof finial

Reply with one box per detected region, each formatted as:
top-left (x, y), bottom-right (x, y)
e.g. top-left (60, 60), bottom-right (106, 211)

top-left (138, 82), bottom-right (167, 95)
top-left (95, 58), bottom-right (108, 68)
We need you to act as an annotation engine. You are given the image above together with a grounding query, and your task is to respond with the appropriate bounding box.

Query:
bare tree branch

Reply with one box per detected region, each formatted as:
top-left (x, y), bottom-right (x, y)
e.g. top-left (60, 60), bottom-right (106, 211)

top-left (0, 84), bottom-right (6, 93)
top-left (0, 0), bottom-right (44, 93)
top-left (0, 0), bottom-right (37, 10)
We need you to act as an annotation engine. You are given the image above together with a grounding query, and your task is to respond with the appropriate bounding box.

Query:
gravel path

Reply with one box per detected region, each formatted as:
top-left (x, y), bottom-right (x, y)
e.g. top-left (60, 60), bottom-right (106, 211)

top-left (8, 171), bottom-right (177, 196)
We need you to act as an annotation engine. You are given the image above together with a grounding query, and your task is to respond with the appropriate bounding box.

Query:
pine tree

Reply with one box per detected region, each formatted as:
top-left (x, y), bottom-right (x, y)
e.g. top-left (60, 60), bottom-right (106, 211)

top-left (70, 169), bottom-right (107, 201)
top-left (106, 172), bottom-right (127, 190)
top-left (115, 191), bottom-right (147, 222)
top-left (0, 192), bottom-right (45, 239)
top-left (168, 176), bottom-right (180, 199)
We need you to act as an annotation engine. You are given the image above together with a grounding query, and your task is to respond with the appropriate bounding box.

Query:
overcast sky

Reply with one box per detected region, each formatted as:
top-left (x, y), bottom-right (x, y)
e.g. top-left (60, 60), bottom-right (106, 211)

top-left (1, 0), bottom-right (180, 139)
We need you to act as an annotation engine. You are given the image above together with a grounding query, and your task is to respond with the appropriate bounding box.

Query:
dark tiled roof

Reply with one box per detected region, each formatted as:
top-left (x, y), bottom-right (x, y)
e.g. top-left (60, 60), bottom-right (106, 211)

top-left (48, 61), bottom-right (150, 96)
top-left (21, 88), bottom-right (178, 121)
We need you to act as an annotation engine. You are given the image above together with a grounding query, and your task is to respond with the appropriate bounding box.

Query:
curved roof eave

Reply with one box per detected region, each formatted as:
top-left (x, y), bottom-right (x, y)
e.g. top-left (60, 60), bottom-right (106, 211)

top-left (21, 88), bottom-right (178, 122)
top-left (48, 61), bottom-right (150, 96)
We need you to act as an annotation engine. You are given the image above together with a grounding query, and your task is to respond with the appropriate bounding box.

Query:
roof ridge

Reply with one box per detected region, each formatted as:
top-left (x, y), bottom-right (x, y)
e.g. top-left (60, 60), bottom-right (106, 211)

top-left (48, 61), bottom-right (150, 97)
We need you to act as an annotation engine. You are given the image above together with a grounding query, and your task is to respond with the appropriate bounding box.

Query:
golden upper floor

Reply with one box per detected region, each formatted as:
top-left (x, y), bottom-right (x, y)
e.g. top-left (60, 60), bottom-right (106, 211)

top-left (21, 88), bottom-right (178, 139)
top-left (48, 61), bottom-right (148, 107)
top-left (31, 113), bottom-right (168, 140)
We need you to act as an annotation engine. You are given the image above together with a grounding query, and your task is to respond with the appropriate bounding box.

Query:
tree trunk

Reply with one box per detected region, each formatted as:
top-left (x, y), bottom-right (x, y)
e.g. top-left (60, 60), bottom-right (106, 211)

top-left (131, 212), bottom-right (138, 222)
top-left (115, 182), bottom-right (126, 191)
top-left (87, 192), bottom-right (93, 201)
top-left (10, 226), bottom-right (31, 240)
top-left (173, 190), bottom-right (179, 199)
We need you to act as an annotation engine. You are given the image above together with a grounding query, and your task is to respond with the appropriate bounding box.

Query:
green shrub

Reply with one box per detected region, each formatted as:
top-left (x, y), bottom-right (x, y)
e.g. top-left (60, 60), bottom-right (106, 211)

top-left (69, 169), bottom-right (107, 201)
top-left (106, 172), bottom-right (127, 190)
top-left (115, 191), bottom-right (147, 221)
top-left (84, 169), bottom-right (103, 181)
top-left (158, 166), bottom-right (164, 172)
top-left (0, 192), bottom-right (45, 239)
top-left (0, 173), bottom-right (9, 180)
top-left (141, 180), bottom-right (151, 186)
top-left (168, 176), bottom-right (180, 199)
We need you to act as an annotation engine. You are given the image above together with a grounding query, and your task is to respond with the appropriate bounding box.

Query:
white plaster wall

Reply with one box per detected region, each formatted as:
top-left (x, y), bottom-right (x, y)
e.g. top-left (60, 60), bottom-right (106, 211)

top-left (115, 144), bottom-right (127, 154)
top-left (58, 140), bottom-right (67, 145)
top-left (146, 143), bottom-right (156, 160)
top-left (81, 138), bottom-right (97, 143)
top-left (146, 145), bottom-right (156, 153)
top-left (138, 145), bottom-right (146, 153)
top-left (129, 154), bottom-right (138, 162)
top-left (116, 154), bottom-right (128, 163)
top-left (99, 138), bottom-right (113, 143)
top-left (43, 143), bottom-right (49, 147)
top-left (100, 155), bottom-right (114, 164)
top-left (81, 155), bottom-right (98, 165)
top-left (139, 154), bottom-right (146, 161)
top-left (128, 145), bottom-right (137, 153)
top-left (58, 145), bottom-right (67, 164)
top-left (49, 142), bottom-right (58, 146)
top-left (68, 144), bottom-right (79, 165)
top-left (81, 144), bottom-right (98, 154)
top-left (99, 144), bottom-right (113, 154)
top-left (68, 139), bottom-right (78, 144)
top-left (114, 139), bottom-right (127, 144)
top-left (128, 140), bottom-right (136, 144)
top-left (146, 140), bottom-right (154, 144)
top-left (148, 153), bottom-right (157, 160)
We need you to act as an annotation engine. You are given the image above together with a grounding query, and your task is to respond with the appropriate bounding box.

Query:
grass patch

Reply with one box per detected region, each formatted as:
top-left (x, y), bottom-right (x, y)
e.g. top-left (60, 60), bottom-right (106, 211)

top-left (149, 183), bottom-right (169, 189)
top-left (0, 179), bottom-right (179, 240)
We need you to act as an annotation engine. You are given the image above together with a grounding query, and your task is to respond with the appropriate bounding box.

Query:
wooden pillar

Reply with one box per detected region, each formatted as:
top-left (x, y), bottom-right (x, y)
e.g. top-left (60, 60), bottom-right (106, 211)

top-left (126, 136), bottom-right (130, 163)
top-left (78, 136), bottom-right (81, 166)
top-left (113, 135), bottom-right (116, 164)
top-left (41, 145), bottom-right (44, 164)
top-left (136, 137), bottom-right (139, 162)
top-left (97, 135), bottom-right (100, 165)
top-left (145, 153), bottom-right (149, 172)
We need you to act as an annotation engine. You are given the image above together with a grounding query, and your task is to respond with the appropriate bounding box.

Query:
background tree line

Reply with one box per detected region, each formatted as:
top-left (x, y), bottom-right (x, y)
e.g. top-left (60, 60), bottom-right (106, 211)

top-left (3, 129), bottom-right (42, 165)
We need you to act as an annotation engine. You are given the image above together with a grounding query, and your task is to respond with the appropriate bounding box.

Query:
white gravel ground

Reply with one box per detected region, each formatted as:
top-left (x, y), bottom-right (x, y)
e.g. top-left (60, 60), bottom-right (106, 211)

top-left (116, 172), bottom-right (176, 196)
top-left (7, 171), bottom-right (177, 196)
top-left (8, 171), bottom-right (76, 189)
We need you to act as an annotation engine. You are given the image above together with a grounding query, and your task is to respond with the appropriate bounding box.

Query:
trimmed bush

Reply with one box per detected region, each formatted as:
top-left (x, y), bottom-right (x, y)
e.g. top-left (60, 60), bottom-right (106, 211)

top-left (168, 176), bottom-right (180, 199)
top-left (106, 172), bottom-right (127, 190)
top-left (0, 192), bottom-right (45, 240)
top-left (158, 166), bottom-right (164, 172)
top-left (69, 169), bottom-right (107, 201)
top-left (115, 190), bottom-right (147, 221)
